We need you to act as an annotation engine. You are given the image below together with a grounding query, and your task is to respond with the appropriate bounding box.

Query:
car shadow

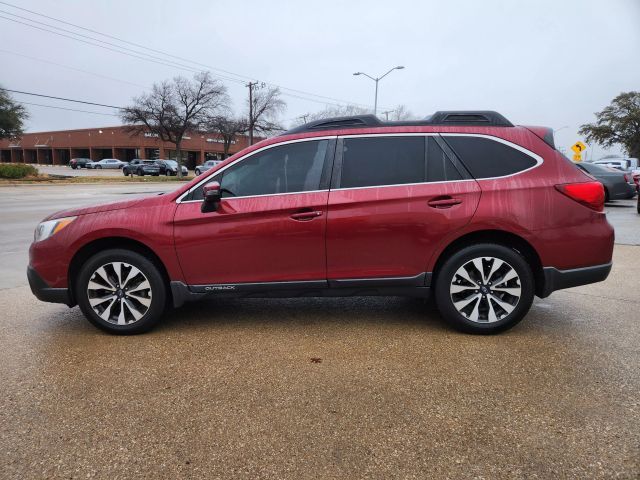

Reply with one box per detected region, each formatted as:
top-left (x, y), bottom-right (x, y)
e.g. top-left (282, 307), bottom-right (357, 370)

top-left (156, 296), bottom-right (447, 333)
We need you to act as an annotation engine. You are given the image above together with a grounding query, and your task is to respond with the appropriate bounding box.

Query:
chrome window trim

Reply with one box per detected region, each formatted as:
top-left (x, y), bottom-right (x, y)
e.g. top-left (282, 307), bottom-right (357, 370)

top-left (176, 135), bottom-right (337, 204)
top-left (177, 132), bottom-right (544, 202)
top-left (331, 132), bottom-right (544, 192)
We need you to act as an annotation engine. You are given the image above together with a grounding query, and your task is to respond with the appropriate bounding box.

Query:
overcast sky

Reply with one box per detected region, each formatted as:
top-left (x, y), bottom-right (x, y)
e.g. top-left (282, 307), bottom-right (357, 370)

top-left (1, 0), bottom-right (639, 158)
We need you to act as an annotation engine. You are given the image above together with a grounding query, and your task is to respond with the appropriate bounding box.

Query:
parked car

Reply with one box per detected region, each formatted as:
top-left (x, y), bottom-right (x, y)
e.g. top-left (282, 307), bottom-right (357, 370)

top-left (86, 158), bottom-right (126, 169)
top-left (195, 160), bottom-right (222, 175)
top-left (575, 162), bottom-right (636, 201)
top-left (122, 159), bottom-right (160, 176)
top-left (69, 158), bottom-right (91, 169)
top-left (28, 111), bottom-right (614, 335)
top-left (156, 159), bottom-right (188, 176)
top-left (591, 157), bottom-right (639, 174)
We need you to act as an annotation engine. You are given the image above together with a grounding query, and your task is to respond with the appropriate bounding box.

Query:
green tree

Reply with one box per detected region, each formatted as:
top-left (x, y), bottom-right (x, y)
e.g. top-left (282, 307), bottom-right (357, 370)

top-left (0, 87), bottom-right (28, 140)
top-left (579, 91), bottom-right (640, 159)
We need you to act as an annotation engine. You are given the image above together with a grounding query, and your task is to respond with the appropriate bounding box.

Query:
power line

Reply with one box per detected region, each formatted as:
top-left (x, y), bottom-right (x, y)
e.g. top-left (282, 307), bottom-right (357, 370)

top-left (6, 89), bottom-right (123, 109)
top-left (18, 101), bottom-right (120, 117)
top-left (0, 49), bottom-right (150, 90)
top-left (0, 1), bottom-right (373, 109)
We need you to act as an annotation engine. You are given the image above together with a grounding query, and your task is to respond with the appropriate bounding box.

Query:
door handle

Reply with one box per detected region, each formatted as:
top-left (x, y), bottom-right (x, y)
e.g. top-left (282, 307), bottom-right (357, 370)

top-left (428, 197), bottom-right (462, 208)
top-left (290, 210), bottom-right (323, 221)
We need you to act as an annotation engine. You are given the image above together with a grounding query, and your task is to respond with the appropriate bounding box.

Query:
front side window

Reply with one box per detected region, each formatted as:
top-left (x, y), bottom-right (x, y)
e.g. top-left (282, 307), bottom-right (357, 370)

top-left (192, 139), bottom-right (329, 201)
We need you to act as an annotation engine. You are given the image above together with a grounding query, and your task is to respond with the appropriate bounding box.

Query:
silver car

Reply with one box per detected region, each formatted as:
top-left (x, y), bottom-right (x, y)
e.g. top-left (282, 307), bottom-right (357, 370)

top-left (195, 159), bottom-right (222, 176)
top-left (86, 158), bottom-right (126, 169)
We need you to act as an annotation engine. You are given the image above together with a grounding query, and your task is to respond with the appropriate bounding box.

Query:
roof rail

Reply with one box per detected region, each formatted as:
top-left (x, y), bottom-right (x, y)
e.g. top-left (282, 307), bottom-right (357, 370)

top-left (426, 111), bottom-right (513, 127)
top-left (283, 110), bottom-right (513, 135)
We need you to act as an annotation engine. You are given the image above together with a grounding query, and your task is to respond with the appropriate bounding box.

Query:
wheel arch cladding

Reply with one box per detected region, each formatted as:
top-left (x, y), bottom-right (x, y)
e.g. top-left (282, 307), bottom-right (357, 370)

top-left (431, 230), bottom-right (545, 297)
top-left (68, 237), bottom-right (172, 306)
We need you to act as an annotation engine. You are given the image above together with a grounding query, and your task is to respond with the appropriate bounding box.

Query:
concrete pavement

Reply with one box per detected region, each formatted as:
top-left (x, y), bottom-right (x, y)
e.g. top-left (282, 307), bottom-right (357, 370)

top-left (0, 245), bottom-right (638, 478)
top-left (0, 183), bottom-right (638, 478)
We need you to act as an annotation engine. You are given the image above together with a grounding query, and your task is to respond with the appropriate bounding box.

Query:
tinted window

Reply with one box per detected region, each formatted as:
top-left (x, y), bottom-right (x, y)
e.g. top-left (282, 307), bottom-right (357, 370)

top-left (191, 140), bottom-right (328, 200)
top-left (340, 136), bottom-right (425, 188)
top-left (426, 138), bottom-right (462, 182)
top-left (444, 136), bottom-right (537, 178)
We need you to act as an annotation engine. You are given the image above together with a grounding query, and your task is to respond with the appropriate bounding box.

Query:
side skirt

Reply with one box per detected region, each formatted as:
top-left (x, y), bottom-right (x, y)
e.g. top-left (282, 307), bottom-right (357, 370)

top-left (170, 273), bottom-right (432, 308)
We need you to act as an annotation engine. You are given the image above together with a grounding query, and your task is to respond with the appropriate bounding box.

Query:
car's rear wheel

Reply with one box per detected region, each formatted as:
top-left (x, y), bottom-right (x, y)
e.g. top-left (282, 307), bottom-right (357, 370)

top-left (75, 249), bottom-right (167, 334)
top-left (434, 243), bottom-right (534, 334)
top-left (95, 165), bottom-right (102, 170)
top-left (71, 165), bottom-right (77, 170)
top-left (138, 169), bottom-right (144, 176)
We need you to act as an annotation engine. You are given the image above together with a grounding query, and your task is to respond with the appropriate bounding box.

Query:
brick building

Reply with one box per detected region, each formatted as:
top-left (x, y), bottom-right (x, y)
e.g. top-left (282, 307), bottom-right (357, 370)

top-left (0, 125), bottom-right (252, 169)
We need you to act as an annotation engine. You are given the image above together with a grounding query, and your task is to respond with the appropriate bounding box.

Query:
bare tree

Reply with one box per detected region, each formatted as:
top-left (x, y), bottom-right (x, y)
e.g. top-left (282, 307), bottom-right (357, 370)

top-left (291, 104), bottom-right (369, 128)
top-left (390, 104), bottom-right (415, 121)
top-left (121, 72), bottom-right (229, 177)
top-left (247, 85), bottom-right (286, 144)
top-left (201, 115), bottom-right (248, 158)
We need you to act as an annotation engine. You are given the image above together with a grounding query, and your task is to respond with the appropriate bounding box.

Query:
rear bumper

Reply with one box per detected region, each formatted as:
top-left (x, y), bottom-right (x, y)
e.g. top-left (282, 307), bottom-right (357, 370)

top-left (539, 262), bottom-right (612, 298)
top-left (27, 266), bottom-right (74, 307)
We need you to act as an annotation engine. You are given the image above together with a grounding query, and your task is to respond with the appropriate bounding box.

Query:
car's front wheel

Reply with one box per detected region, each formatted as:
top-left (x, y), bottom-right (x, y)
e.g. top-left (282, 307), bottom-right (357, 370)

top-left (75, 249), bottom-right (167, 334)
top-left (434, 243), bottom-right (534, 334)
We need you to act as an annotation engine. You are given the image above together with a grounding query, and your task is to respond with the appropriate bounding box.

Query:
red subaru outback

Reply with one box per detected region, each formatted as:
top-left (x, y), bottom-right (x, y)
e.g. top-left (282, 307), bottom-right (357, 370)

top-left (28, 111), bottom-right (614, 334)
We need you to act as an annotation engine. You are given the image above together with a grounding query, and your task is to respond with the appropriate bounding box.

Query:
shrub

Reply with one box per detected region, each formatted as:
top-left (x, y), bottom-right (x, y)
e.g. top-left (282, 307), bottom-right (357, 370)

top-left (0, 163), bottom-right (38, 179)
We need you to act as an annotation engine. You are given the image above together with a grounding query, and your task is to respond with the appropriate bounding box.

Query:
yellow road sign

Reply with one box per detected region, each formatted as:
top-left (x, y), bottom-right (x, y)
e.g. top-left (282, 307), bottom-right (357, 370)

top-left (573, 153), bottom-right (582, 162)
top-left (571, 141), bottom-right (587, 154)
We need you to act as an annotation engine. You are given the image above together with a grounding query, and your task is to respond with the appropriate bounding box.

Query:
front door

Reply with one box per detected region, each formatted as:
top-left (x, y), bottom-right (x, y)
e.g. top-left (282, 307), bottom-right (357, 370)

top-left (326, 135), bottom-right (481, 281)
top-left (174, 138), bottom-right (335, 286)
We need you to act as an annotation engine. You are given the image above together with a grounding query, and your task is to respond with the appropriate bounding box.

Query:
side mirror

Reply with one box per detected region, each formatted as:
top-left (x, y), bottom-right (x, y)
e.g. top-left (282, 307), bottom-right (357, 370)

top-left (201, 181), bottom-right (221, 213)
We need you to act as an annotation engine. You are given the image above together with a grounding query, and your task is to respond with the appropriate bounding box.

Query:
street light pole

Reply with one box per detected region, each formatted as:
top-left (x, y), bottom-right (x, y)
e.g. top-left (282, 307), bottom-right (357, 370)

top-left (353, 66), bottom-right (405, 116)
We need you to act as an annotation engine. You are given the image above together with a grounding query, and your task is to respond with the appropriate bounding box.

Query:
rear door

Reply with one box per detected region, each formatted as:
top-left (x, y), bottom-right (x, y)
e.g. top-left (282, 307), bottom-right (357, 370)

top-left (326, 134), bottom-right (481, 282)
top-left (174, 137), bottom-right (335, 286)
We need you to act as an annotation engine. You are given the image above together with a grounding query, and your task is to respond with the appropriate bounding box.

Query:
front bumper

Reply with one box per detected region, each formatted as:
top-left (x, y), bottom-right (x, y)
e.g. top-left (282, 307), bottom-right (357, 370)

top-left (27, 266), bottom-right (74, 307)
top-left (539, 262), bottom-right (612, 298)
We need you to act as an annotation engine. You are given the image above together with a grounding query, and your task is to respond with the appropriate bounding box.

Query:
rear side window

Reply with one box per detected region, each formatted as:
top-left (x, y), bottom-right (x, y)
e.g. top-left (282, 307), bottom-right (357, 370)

top-left (340, 136), bottom-right (425, 188)
top-left (339, 136), bottom-right (463, 188)
top-left (426, 138), bottom-right (463, 182)
top-left (444, 136), bottom-right (537, 179)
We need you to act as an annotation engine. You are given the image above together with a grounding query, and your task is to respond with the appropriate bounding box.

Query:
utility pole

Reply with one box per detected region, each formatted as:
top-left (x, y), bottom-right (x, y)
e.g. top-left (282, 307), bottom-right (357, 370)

top-left (246, 81), bottom-right (258, 145)
top-left (380, 110), bottom-right (395, 121)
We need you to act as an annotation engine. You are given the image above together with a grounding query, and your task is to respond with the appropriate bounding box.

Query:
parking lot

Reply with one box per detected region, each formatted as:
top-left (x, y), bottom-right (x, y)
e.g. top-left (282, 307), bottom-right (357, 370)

top-left (0, 184), bottom-right (638, 478)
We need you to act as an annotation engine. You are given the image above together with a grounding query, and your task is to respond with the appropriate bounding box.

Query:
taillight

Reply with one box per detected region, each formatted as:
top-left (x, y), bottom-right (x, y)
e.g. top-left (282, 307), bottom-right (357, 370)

top-left (555, 182), bottom-right (605, 212)
top-left (623, 173), bottom-right (629, 183)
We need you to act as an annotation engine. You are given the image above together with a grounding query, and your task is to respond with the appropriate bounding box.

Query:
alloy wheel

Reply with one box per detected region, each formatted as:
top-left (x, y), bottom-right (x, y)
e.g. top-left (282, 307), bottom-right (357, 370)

top-left (449, 256), bottom-right (521, 323)
top-left (86, 262), bottom-right (152, 325)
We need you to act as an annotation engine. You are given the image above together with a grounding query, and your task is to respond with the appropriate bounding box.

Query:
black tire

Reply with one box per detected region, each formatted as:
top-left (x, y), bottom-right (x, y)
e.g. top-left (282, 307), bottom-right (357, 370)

top-left (138, 169), bottom-right (144, 176)
top-left (604, 188), bottom-right (610, 203)
top-left (96, 165), bottom-right (102, 170)
top-left (71, 165), bottom-right (77, 170)
top-left (123, 168), bottom-right (129, 176)
top-left (195, 169), bottom-right (200, 176)
top-left (434, 243), bottom-right (535, 334)
top-left (75, 249), bottom-right (167, 334)
top-left (637, 194), bottom-right (640, 214)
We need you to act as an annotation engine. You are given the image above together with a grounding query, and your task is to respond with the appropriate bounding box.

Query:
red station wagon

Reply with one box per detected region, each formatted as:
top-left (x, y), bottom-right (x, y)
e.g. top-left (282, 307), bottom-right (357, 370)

top-left (28, 111), bottom-right (614, 334)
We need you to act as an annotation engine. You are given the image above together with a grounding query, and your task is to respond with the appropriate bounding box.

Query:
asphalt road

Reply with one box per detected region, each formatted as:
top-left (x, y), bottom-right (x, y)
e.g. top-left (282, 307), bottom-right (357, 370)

top-left (0, 184), bottom-right (638, 478)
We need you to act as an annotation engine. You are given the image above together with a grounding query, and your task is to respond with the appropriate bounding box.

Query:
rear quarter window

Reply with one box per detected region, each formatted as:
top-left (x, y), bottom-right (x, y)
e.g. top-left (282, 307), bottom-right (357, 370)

top-left (443, 135), bottom-right (538, 179)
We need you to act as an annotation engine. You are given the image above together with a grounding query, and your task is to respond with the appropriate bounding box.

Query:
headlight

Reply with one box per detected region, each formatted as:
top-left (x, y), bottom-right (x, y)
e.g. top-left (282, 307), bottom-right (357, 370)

top-left (34, 216), bottom-right (76, 242)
